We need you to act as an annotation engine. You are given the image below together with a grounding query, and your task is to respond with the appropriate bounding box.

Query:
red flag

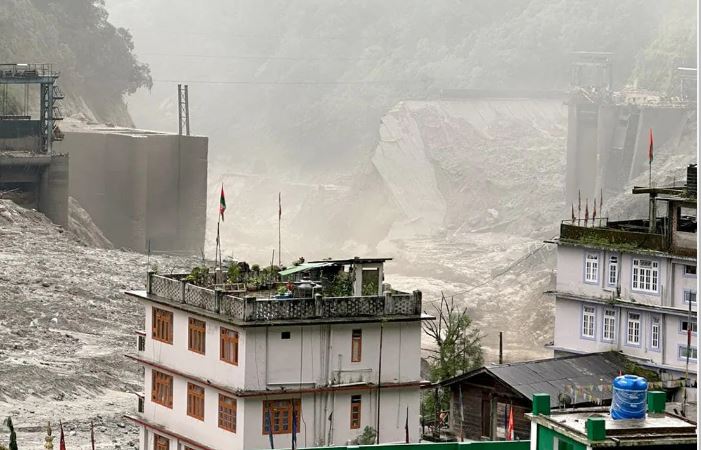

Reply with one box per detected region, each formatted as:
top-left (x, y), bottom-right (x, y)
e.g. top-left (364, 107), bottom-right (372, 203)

top-left (506, 405), bottom-right (514, 441)
top-left (91, 420), bottom-right (95, 450)
top-left (599, 188), bottom-right (603, 217)
top-left (593, 201), bottom-right (597, 223)
top-left (648, 128), bottom-right (654, 163)
top-left (219, 184), bottom-right (226, 221)
top-left (278, 192), bottom-right (282, 219)
top-left (59, 420), bottom-right (66, 450)
top-left (585, 199), bottom-right (589, 225)
top-left (571, 204), bottom-right (576, 222)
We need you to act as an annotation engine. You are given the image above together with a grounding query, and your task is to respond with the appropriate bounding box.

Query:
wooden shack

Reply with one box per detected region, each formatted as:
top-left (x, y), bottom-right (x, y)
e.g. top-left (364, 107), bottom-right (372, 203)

top-left (439, 352), bottom-right (628, 441)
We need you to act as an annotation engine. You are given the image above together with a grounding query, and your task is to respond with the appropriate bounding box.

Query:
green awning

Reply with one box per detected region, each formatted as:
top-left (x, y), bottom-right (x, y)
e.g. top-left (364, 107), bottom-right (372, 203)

top-left (278, 262), bottom-right (334, 277)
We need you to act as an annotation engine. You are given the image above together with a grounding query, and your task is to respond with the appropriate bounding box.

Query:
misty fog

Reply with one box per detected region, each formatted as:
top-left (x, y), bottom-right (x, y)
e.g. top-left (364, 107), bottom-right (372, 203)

top-left (99, 0), bottom-right (697, 360)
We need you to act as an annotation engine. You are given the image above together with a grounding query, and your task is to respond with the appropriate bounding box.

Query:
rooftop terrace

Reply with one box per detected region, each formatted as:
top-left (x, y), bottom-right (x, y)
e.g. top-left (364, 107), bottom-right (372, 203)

top-left (127, 271), bottom-right (425, 326)
top-left (528, 392), bottom-right (696, 449)
top-left (530, 407), bottom-right (697, 448)
top-left (558, 169), bottom-right (697, 258)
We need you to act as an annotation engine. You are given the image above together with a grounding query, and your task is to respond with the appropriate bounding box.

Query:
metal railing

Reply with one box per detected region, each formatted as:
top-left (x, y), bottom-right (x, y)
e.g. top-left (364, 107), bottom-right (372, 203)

top-left (0, 63), bottom-right (57, 79)
top-left (146, 273), bottom-right (421, 322)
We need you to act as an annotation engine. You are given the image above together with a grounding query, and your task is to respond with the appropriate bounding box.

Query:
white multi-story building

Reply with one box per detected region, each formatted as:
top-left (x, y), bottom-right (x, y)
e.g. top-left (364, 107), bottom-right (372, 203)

top-left (125, 258), bottom-right (428, 450)
top-left (551, 167), bottom-right (697, 385)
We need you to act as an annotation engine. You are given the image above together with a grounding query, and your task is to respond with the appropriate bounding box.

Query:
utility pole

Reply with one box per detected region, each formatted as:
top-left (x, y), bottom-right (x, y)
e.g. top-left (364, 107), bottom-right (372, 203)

top-left (178, 84), bottom-right (190, 136)
top-left (499, 332), bottom-right (503, 365)
top-left (683, 294), bottom-right (692, 415)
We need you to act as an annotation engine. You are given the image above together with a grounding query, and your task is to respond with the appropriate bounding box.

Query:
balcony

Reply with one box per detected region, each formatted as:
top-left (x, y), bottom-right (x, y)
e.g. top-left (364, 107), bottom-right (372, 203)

top-left (142, 272), bottom-right (423, 324)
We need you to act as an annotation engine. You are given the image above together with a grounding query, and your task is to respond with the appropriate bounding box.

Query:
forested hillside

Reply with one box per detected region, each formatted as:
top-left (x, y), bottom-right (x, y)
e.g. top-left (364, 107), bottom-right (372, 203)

top-left (0, 0), bottom-right (151, 125)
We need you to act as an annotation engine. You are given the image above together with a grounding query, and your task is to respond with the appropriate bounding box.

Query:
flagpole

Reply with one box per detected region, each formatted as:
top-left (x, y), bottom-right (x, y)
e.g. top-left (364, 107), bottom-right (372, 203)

top-left (217, 216), bottom-right (221, 270)
top-left (278, 192), bottom-right (282, 268)
top-left (649, 133), bottom-right (652, 189)
top-left (90, 420), bottom-right (95, 450)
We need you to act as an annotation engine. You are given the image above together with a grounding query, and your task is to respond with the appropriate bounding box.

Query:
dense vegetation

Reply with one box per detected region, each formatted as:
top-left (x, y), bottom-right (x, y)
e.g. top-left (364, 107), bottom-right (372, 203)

top-left (0, 0), bottom-right (151, 125)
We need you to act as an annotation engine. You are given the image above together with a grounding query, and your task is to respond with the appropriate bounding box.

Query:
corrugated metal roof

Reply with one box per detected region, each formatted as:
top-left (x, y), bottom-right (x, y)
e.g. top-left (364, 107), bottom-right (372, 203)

top-left (441, 352), bottom-right (627, 407)
top-left (278, 262), bottom-right (334, 276)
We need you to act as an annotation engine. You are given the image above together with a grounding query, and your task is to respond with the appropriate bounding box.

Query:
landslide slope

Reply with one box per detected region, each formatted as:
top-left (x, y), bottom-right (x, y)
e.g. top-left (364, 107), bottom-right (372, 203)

top-left (0, 200), bottom-right (195, 449)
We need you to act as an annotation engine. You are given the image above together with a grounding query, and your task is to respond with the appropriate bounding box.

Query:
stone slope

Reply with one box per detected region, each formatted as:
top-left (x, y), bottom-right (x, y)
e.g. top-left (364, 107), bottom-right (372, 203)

top-left (0, 200), bottom-right (196, 449)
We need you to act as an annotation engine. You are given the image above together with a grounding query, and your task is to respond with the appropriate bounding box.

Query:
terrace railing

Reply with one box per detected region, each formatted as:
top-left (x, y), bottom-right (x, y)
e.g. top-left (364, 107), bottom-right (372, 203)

top-left (146, 273), bottom-right (421, 322)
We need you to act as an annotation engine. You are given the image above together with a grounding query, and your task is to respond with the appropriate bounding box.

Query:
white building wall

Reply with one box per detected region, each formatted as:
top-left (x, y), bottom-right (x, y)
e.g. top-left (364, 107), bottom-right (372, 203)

top-left (555, 245), bottom-right (697, 374)
top-left (141, 366), bottom-right (245, 450)
top-left (240, 388), bottom-right (420, 449)
top-left (142, 302), bottom-right (247, 389)
top-left (138, 301), bottom-right (423, 448)
top-left (244, 321), bottom-right (422, 391)
top-left (666, 315), bottom-right (698, 368)
top-left (672, 261), bottom-right (697, 310)
top-left (556, 246), bottom-right (674, 306)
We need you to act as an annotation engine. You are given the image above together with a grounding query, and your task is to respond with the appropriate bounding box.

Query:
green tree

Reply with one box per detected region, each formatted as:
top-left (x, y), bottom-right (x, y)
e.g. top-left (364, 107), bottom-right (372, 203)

top-left (422, 294), bottom-right (484, 428)
top-left (423, 293), bottom-right (484, 383)
top-left (353, 426), bottom-right (377, 445)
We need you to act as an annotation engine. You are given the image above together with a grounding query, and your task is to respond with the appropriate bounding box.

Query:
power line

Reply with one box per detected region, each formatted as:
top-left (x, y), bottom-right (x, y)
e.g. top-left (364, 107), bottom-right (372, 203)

top-left (142, 52), bottom-right (383, 61)
top-left (441, 240), bottom-right (555, 299)
top-left (149, 78), bottom-right (435, 86)
top-left (140, 52), bottom-right (440, 62)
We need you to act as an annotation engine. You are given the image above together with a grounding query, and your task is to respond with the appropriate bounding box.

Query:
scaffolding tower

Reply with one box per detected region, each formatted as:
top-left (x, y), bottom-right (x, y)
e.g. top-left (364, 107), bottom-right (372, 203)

top-left (0, 63), bottom-right (63, 153)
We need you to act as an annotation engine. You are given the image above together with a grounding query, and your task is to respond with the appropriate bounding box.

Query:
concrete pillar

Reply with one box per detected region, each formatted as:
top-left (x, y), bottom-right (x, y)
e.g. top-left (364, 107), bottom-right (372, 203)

top-left (352, 264), bottom-right (363, 297)
top-left (244, 296), bottom-right (256, 320)
top-left (532, 393), bottom-right (551, 416)
top-left (384, 291), bottom-right (393, 315)
top-left (314, 293), bottom-right (323, 317)
top-left (38, 154), bottom-right (69, 227)
top-left (586, 416), bottom-right (606, 441)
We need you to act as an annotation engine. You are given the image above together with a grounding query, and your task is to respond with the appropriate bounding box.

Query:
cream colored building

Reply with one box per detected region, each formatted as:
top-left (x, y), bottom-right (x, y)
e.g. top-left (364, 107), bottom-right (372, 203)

top-left (125, 258), bottom-right (429, 450)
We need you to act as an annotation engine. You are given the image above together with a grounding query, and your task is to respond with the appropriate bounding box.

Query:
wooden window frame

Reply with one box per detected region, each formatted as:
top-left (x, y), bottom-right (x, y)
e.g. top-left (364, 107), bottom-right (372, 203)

top-left (151, 370), bottom-right (173, 409)
top-left (218, 394), bottom-right (237, 433)
top-left (187, 382), bottom-right (205, 421)
top-left (154, 434), bottom-right (169, 450)
top-left (351, 329), bottom-right (362, 362)
top-left (220, 327), bottom-right (239, 365)
top-left (188, 317), bottom-right (206, 355)
top-left (350, 395), bottom-right (361, 429)
top-left (262, 399), bottom-right (301, 435)
top-left (152, 307), bottom-right (173, 344)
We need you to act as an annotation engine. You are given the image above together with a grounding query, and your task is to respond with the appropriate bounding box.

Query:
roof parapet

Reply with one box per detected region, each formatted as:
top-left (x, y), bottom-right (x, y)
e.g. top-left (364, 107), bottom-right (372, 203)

top-left (135, 272), bottom-right (423, 324)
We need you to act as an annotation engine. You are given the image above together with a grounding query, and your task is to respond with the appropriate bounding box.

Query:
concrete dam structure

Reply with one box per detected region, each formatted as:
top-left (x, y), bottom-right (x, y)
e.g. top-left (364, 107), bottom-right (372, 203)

top-left (566, 95), bottom-right (694, 205)
top-left (565, 53), bottom-right (697, 206)
top-left (55, 121), bottom-right (208, 254)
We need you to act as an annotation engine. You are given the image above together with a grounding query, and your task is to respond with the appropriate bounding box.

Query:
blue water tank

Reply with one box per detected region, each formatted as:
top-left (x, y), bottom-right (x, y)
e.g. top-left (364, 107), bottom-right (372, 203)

top-left (610, 375), bottom-right (648, 420)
